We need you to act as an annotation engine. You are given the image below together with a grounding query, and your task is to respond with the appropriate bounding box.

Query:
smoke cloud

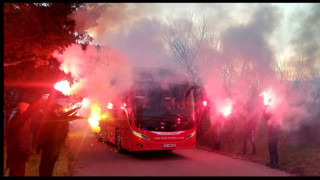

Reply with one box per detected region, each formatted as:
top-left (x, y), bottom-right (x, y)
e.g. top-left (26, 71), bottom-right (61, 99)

top-left (197, 4), bottom-right (320, 133)
top-left (53, 44), bottom-right (132, 116)
top-left (55, 3), bottom-right (320, 134)
top-left (290, 3), bottom-right (320, 72)
top-left (55, 3), bottom-right (178, 117)
top-left (220, 4), bottom-right (280, 72)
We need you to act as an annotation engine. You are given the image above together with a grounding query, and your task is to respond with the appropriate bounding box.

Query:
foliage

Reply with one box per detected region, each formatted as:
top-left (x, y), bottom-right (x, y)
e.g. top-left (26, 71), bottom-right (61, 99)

top-left (4, 3), bottom-right (90, 116)
top-left (4, 3), bottom-right (87, 68)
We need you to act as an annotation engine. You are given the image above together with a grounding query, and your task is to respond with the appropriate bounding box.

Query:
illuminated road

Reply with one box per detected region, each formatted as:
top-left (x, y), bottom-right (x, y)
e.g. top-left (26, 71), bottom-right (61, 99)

top-left (67, 120), bottom-right (291, 176)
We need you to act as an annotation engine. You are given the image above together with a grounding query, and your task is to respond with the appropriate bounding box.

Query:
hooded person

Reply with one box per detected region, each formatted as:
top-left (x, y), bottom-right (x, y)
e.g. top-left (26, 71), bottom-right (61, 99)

top-left (263, 98), bottom-right (280, 169)
top-left (5, 93), bottom-right (51, 176)
top-left (29, 94), bottom-right (49, 153)
top-left (265, 112), bottom-right (280, 169)
top-left (33, 90), bottom-right (82, 176)
top-left (242, 109), bottom-right (257, 155)
top-left (5, 102), bottom-right (31, 176)
top-left (242, 89), bottom-right (259, 155)
top-left (5, 102), bottom-right (30, 137)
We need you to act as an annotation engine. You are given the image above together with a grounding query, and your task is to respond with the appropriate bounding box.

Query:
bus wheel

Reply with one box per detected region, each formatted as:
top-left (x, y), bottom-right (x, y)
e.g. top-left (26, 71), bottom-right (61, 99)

top-left (115, 130), bottom-right (123, 153)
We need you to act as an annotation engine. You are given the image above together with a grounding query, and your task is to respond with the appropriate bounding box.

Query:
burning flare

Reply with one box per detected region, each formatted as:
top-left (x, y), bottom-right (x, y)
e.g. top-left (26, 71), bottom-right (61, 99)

top-left (203, 100), bottom-right (207, 107)
top-left (54, 80), bottom-right (71, 95)
top-left (260, 91), bottom-right (272, 106)
top-left (218, 99), bottom-right (232, 118)
top-left (82, 98), bottom-right (89, 107)
top-left (88, 103), bottom-right (102, 133)
top-left (107, 102), bottom-right (113, 110)
top-left (222, 103), bottom-right (232, 117)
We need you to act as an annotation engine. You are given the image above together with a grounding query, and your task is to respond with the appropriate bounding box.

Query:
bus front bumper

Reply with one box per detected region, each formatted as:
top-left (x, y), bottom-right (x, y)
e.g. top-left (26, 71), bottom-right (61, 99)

top-left (131, 137), bottom-right (196, 151)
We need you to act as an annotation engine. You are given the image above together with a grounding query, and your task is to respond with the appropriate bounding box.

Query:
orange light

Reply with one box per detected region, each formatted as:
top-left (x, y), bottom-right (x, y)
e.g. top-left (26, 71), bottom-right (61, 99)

top-left (88, 104), bottom-right (101, 132)
top-left (101, 113), bottom-right (109, 119)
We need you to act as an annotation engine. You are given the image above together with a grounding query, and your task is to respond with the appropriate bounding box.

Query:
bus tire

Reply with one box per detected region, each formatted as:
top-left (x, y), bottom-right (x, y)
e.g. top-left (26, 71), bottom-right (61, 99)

top-left (115, 130), bottom-right (123, 153)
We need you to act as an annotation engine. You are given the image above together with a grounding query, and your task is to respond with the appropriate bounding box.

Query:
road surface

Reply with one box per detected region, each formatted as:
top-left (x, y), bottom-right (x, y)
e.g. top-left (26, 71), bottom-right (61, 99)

top-left (67, 120), bottom-right (292, 176)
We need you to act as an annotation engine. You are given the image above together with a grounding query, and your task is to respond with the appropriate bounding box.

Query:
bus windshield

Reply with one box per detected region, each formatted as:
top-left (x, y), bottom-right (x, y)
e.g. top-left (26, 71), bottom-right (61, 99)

top-left (133, 81), bottom-right (195, 132)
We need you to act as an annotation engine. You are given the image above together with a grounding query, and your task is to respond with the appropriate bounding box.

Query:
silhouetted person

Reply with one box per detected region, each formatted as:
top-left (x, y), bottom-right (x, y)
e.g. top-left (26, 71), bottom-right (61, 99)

top-left (33, 92), bottom-right (81, 176)
top-left (242, 104), bottom-right (258, 155)
top-left (6, 102), bottom-right (31, 176)
top-left (243, 114), bottom-right (257, 155)
top-left (29, 107), bottom-right (45, 154)
top-left (6, 99), bottom-right (44, 176)
top-left (243, 87), bottom-right (259, 155)
top-left (264, 107), bottom-right (280, 169)
top-left (7, 95), bottom-right (50, 176)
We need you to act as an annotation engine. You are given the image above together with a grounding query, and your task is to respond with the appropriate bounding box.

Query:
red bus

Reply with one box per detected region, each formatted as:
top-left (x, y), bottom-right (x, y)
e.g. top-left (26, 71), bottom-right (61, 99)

top-left (95, 68), bottom-right (198, 152)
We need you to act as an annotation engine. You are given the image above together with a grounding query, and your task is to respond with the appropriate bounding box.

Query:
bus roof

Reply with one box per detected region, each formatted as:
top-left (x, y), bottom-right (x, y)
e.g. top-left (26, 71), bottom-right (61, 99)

top-left (132, 67), bottom-right (190, 84)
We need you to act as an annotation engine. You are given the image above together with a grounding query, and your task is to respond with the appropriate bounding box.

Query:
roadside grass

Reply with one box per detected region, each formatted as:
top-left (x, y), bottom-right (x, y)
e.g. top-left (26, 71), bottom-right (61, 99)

top-left (3, 136), bottom-right (75, 176)
top-left (197, 116), bottom-right (320, 176)
top-left (279, 142), bottom-right (320, 176)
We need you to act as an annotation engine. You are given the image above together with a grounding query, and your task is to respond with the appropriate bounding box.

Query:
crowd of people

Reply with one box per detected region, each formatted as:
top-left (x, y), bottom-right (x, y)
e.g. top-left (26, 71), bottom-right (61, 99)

top-left (4, 90), bottom-right (81, 176)
top-left (241, 93), bottom-right (280, 169)
top-left (205, 89), bottom-right (281, 169)
top-left (5, 87), bottom-right (281, 176)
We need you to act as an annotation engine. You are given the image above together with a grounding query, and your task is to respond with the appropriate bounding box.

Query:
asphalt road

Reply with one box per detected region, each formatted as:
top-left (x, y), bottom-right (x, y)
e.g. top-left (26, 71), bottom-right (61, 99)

top-left (67, 120), bottom-right (291, 176)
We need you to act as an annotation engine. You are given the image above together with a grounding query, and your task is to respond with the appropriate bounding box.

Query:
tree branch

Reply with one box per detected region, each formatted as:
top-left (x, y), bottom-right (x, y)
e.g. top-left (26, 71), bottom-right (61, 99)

top-left (3, 57), bottom-right (36, 67)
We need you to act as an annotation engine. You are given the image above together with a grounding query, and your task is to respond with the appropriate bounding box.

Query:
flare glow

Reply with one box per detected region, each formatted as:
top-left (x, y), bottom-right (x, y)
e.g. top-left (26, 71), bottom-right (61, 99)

top-left (221, 103), bottom-right (232, 117)
top-left (54, 80), bottom-right (71, 95)
top-left (218, 99), bottom-right (233, 118)
top-left (203, 100), bottom-right (207, 107)
top-left (261, 91), bottom-right (272, 106)
top-left (88, 104), bottom-right (102, 132)
top-left (82, 98), bottom-right (89, 107)
top-left (107, 102), bottom-right (113, 109)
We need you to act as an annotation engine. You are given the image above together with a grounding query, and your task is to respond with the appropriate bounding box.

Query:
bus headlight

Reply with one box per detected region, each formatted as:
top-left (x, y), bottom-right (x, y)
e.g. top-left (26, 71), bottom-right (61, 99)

top-left (132, 130), bottom-right (150, 140)
top-left (185, 131), bottom-right (196, 139)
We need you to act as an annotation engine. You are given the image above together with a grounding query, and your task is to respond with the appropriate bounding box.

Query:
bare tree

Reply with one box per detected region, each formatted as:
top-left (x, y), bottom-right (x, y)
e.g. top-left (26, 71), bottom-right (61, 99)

top-left (162, 14), bottom-right (210, 85)
top-left (273, 55), bottom-right (320, 106)
top-left (219, 58), bottom-right (263, 93)
top-left (289, 56), bottom-right (312, 83)
top-left (271, 56), bottom-right (288, 83)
